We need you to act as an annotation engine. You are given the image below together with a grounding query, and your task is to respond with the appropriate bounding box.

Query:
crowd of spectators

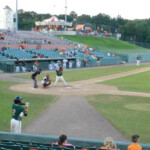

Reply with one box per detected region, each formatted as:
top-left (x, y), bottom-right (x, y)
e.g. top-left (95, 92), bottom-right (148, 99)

top-left (50, 134), bottom-right (142, 150)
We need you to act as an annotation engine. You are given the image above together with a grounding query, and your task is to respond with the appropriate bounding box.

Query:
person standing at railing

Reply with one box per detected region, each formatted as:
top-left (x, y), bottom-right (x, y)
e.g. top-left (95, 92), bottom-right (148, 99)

top-left (128, 135), bottom-right (142, 150)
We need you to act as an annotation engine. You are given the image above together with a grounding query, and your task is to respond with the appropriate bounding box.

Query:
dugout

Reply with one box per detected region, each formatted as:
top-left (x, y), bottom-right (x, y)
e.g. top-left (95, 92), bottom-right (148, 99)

top-left (0, 58), bottom-right (77, 73)
top-left (0, 56), bottom-right (122, 73)
top-left (0, 132), bottom-right (150, 150)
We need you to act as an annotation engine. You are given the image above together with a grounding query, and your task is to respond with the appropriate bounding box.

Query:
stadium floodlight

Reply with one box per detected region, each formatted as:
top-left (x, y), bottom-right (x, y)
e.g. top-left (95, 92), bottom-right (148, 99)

top-left (16, 0), bottom-right (18, 30)
top-left (65, 0), bottom-right (67, 31)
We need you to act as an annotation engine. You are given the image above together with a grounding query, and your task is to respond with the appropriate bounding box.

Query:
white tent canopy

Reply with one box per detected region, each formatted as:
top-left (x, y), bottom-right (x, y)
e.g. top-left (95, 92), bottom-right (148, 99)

top-left (35, 16), bottom-right (72, 26)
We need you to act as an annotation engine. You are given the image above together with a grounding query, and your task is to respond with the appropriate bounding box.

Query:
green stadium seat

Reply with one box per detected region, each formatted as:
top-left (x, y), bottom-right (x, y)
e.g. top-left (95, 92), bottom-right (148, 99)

top-left (0, 139), bottom-right (10, 143)
top-left (22, 146), bottom-right (48, 150)
top-left (81, 147), bottom-right (97, 150)
top-left (0, 144), bottom-right (21, 150)
top-left (0, 142), bottom-right (14, 145)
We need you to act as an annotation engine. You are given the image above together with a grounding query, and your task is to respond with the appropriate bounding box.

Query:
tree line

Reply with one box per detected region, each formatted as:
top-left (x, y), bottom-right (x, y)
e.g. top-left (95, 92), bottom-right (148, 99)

top-left (18, 9), bottom-right (150, 43)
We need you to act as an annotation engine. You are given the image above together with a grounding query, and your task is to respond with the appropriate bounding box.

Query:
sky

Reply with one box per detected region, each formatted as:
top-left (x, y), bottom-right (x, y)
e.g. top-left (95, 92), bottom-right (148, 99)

top-left (0, 0), bottom-right (150, 20)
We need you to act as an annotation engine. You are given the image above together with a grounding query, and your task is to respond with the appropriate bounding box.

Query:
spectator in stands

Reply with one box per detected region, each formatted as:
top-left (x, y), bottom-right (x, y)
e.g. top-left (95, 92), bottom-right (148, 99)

top-left (128, 135), bottom-right (142, 150)
top-left (15, 59), bottom-right (20, 72)
top-left (22, 61), bottom-right (26, 72)
top-left (101, 137), bottom-right (117, 150)
top-left (19, 43), bottom-right (25, 50)
top-left (2, 47), bottom-right (7, 51)
top-left (32, 54), bottom-right (38, 58)
top-left (7, 43), bottom-right (10, 49)
top-left (55, 48), bottom-right (59, 52)
top-left (38, 55), bottom-right (43, 58)
top-left (53, 134), bottom-right (75, 149)
top-left (83, 59), bottom-right (88, 67)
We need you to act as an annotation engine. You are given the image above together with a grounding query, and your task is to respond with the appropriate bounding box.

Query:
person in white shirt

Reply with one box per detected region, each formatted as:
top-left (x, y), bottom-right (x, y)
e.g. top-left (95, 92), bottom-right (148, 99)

top-left (76, 60), bottom-right (81, 68)
top-left (69, 61), bottom-right (73, 69)
top-left (48, 63), bottom-right (53, 71)
top-left (63, 59), bottom-right (68, 69)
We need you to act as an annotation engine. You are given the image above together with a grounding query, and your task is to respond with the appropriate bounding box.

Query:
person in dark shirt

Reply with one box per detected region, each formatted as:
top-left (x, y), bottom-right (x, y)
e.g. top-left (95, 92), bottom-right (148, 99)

top-left (31, 68), bottom-right (42, 88)
top-left (15, 59), bottom-right (20, 72)
top-left (22, 61), bottom-right (26, 72)
top-left (97, 57), bottom-right (100, 67)
top-left (54, 66), bottom-right (67, 86)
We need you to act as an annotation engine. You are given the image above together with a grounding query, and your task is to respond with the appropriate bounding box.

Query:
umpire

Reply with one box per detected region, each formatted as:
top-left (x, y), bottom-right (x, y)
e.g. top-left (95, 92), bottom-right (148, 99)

top-left (31, 68), bottom-right (42, 88)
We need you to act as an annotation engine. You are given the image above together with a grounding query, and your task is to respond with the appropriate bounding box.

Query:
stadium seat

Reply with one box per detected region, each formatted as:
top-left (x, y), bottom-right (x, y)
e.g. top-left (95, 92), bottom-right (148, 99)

top-left (22, 146), bottom-right (48, 150)
top-left (0, 144), bottom-right (21, 150)
top-left (0, 139), bottom-right (10, 143)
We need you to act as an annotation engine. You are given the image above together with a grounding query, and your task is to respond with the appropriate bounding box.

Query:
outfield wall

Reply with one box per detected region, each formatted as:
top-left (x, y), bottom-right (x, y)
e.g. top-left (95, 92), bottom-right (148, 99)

top-left (116, 53), bottom-right (150, 63)
top-left (0, 132), bottom-right (150, 150)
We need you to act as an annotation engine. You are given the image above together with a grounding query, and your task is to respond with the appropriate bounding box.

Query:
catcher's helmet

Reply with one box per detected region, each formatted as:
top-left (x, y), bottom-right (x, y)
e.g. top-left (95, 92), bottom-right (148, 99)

top-left (14, 96), bottom-right (22, 104)
top-left (46, 74), bottom-right (50, 78)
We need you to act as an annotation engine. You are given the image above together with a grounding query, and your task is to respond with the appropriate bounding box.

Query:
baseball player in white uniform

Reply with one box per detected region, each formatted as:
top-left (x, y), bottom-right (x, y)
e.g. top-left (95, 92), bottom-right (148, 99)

top-left (54, 66), bottom-right (67, 86)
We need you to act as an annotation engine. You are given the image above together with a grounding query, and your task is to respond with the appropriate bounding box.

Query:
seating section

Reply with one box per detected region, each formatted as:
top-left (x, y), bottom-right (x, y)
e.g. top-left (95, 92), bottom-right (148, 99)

top-left (0, 54), bottom-right (8, 60)
top-left (0, 49), bottom-right (33, 59)
top-left (0, 30), bottom-right (75, 46)
top-left (28, 49), bottom-right (68, 59)
top-left (0, 139), bottom-right (101, 150)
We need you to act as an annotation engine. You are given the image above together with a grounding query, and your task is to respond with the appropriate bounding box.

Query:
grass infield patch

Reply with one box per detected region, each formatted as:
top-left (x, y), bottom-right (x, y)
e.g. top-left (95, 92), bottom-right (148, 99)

top-left (87, 94), bottom-right (150, 144)
top-left (14, 64), bottom-right (150, 82)
top-left (102, 70), bottom-right (150, 93)
top-left (0, 81), bottom-right (58, 132)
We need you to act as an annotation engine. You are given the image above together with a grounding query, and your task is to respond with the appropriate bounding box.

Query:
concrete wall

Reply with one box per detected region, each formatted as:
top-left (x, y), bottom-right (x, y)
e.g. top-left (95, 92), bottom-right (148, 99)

top-left (51, 31), bottom-right (77, 35)
top-left (0, 132), bottom-right (150, 150)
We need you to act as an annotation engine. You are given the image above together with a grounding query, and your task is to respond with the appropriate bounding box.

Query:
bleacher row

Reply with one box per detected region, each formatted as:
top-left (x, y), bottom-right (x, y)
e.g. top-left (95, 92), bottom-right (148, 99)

top-left (0, 31), bottom-right (75, 45)
top-left (0, 48), bottom-right (115, 61)
top-left (0, 44), bottom-right (74, 50)
top-left (0, 139), bottom-right (104, 150)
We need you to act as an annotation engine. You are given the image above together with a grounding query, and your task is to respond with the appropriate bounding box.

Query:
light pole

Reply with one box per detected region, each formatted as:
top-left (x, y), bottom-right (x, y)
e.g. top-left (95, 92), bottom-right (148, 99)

top-left (16, 0), bottom-right (18, 30)
top-left (65, 0), bottom-right (67, 31)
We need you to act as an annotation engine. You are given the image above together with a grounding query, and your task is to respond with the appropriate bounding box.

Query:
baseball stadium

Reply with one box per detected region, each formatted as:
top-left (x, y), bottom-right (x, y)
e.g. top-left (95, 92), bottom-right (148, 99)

top-left (0, 0), bottom-right (150, 150)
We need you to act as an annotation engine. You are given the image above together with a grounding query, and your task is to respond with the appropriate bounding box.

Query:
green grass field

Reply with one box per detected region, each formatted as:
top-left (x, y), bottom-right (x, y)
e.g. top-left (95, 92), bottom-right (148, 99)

top-left (0, 81), bottom-right (58, 131)
top-left (62, 35), bottom-right (150, 54)
top-left (14, 64), bottom-right (150, 82)
top-left (87, 94), bottom-right (150, 144)
top-left (102, 70), bottom-right (150, 93)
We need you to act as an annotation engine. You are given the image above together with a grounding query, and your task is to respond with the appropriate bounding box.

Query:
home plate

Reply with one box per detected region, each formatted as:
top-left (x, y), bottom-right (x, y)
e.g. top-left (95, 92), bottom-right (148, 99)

top-left (65, 87), bottom-right (72, 89)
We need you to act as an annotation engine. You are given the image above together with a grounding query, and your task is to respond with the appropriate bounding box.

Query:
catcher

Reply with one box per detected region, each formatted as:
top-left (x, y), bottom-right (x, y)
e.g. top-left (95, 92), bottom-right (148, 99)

top-left (41, 74), bottom-right (52, 88)
top-left (11, 96), bottom-right (29, 134)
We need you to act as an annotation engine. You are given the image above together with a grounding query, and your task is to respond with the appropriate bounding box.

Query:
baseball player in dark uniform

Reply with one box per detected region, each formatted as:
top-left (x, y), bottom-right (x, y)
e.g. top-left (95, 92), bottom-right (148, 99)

top-left (54, 66), bottom-right (67, 86)
top-left (31, 68), bottom-right (42, 88)
top-left (11, 96), bottom-right (29, 133)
